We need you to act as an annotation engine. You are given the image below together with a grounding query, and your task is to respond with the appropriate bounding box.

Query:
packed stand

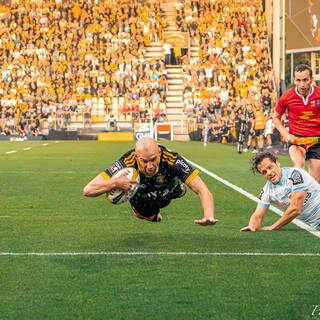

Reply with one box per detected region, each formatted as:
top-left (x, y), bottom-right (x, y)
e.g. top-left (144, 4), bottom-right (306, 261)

top-left (176, 0), bottom-right (276, 149)
top-left (0, 0), bottom-right (167, 136)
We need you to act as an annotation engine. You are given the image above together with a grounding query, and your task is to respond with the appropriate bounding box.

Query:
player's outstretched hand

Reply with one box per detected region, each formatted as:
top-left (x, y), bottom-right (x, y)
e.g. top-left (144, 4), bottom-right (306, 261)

top-left (194, 217), bottom-right (219, 226)
top-left (240, 226), bottom-right (255, 232)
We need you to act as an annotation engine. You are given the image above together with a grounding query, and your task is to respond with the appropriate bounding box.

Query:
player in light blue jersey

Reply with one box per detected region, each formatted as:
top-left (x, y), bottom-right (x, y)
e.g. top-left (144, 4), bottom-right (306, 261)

top-left (241, 152), bottom-right (320, 231)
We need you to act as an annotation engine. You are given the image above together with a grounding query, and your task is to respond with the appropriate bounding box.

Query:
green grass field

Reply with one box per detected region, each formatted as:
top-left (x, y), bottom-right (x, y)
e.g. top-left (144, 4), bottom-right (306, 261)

top-left (0, 140), bottom-right (319, 320)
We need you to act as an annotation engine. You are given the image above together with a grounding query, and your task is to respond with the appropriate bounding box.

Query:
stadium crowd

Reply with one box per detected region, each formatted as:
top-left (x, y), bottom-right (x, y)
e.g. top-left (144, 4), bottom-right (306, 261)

top-left (0, 0), bottom-right (167, 136)
top-left (0, 0), bottom-right (277, 152)
top-left (176, 0), bottom-right (276, 150)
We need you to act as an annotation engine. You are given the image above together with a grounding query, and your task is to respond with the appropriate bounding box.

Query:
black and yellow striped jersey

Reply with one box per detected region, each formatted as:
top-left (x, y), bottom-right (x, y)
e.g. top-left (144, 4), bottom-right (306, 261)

top-left (101, 145), bottom-right (199, 209)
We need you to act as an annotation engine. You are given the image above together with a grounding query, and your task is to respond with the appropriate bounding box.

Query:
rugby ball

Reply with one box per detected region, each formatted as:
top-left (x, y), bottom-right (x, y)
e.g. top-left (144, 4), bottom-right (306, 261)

top-left (106, 167), bottom-right (140, 205)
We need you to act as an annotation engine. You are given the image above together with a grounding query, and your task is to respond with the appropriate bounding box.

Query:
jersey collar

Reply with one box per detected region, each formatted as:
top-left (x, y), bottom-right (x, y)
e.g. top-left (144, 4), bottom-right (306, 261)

top-left (277, 168), bottom-right (288, 186)
top-left (295, 85), bottom-right (314, 106)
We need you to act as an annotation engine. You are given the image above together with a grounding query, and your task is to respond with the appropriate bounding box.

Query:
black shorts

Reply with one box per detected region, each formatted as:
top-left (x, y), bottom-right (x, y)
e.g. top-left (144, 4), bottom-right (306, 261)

top-left (249, 130), bottom-right (256, 137)
top-left (245, 122), bottom-right (251, 136)
top-left (129, 178), bottom-right (186, 217)
top-left (255, 129), bottom-right (264, 136)
top-left (289, 136), bottom-right (320, 160)
top-left (131, 199), bottom-right (170, 217)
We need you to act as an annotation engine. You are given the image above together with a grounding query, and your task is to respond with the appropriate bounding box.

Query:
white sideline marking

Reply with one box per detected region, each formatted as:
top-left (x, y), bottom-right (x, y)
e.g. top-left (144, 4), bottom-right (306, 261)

top-left (0, 252), bottom-right (319, 257)
top-left (0, 170), bottom-right (75, 174)
top-left (186, 159), bottom-right (320, 239)
top-left (0, 170), bottom-right (94, 174)
top-left (3, 142), bottom-right (56, 155)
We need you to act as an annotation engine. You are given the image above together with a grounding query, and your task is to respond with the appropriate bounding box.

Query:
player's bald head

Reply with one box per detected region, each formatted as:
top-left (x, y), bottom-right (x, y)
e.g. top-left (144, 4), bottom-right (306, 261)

top-left (135, 137), bottom-right (159, 154)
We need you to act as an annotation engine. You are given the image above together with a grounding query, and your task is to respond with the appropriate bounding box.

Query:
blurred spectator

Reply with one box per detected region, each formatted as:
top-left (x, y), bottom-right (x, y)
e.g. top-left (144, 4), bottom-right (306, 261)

top-left (106, 114), bottom-right (119, 132)
top-left (265, 115), bottom-right (275, 149)
top-left (30, 121), bottom-right (40, 136)
top-left (156, 112), bottom-right (167, 123)
top-left (163, 42), bottom-right (171, 65)
top-left (253, 102), bottom-right (267, 153)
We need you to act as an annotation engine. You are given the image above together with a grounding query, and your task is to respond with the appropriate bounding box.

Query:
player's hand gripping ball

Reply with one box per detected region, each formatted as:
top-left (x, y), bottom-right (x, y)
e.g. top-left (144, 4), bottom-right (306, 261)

top-left (107, 167), bottom-right (140, 205)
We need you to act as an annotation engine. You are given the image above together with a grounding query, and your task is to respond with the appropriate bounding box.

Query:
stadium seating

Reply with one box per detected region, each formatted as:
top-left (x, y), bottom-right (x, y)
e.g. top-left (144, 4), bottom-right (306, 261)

top-left (175, 0), bottom-right (275, 140)
top-left (0, 0), bottom-right (275, 143)
top-left (0, 0), bottom-right (166, 135)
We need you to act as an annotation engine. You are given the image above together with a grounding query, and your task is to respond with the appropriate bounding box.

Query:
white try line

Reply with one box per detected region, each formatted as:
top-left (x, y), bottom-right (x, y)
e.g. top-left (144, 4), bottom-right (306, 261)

top-left (5, 150), bottom-right (17, 154)
top-left (186, 159), bottom-right (320, 239)
top-left (0, 251), bottom-right (319, 257)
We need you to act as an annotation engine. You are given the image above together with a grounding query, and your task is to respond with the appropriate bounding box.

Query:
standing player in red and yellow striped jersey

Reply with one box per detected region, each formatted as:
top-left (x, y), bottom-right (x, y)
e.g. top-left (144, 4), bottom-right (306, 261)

top-left (273, 64), bottom-right (320, 183)
top-left (83, 137), bottom-right (218, 226)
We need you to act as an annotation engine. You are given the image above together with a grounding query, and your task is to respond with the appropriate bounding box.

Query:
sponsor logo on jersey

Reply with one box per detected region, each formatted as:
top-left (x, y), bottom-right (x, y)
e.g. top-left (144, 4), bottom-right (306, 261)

top-left (299, 111), bottom-right (317, 122)
top-left (304, 192), bottom-right (312, 204)
top-left (259, 189), bottom-right (264, 200)
top-left (156, 175), bottom-right (165, 184)
top-left (289, 170), bottom-right (304, 185)
top-left (176, 159), bottom-right (190, 173)
top-left (109, 161), bottom-right (123, 174)
top-left (162, 189), bottom-right (170, 197)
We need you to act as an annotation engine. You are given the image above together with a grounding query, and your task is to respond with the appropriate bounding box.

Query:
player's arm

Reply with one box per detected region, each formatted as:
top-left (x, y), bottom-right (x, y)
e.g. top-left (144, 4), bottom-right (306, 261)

top-left (83, 173), bottom-right (136, 197)
top-left (260, 190), bottom-right (307, 230)
top-left (188, 175), bottom-right (218, 226)
top-left (240, 205), bottom-right (268, 232)
top-left (272, 110), bottom-right (295, 144)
